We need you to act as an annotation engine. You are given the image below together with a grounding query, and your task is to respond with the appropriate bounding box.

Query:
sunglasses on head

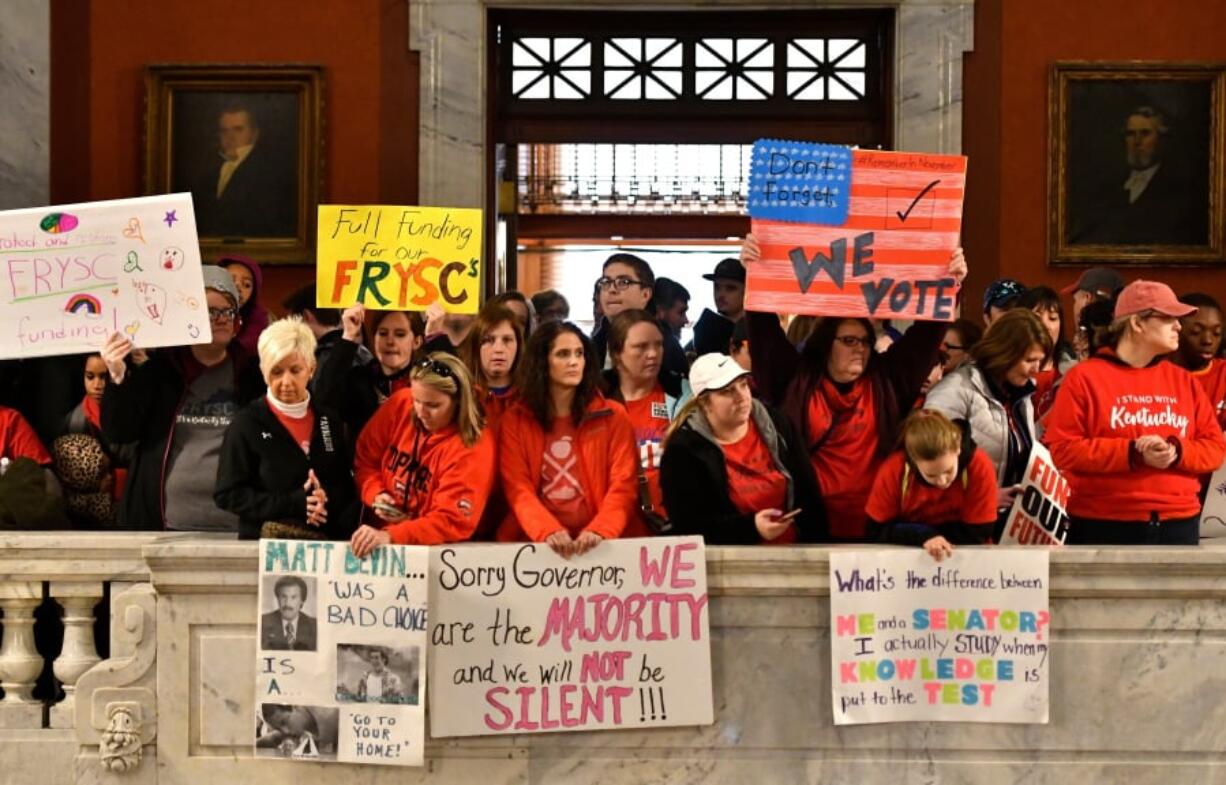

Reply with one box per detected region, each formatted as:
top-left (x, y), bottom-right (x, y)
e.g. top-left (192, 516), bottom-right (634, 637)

top-left (412, 357), bottom-right (456, 379)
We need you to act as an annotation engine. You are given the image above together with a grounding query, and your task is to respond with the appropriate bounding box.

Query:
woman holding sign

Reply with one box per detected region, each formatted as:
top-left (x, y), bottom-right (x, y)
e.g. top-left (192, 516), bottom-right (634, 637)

top-left (215, 318), bottom-right (359, 540)
top-left (495, 321), bottom-right (638, 558)
top-left (741, 236), bottom-right (968, 540)
top-left (349, 352), bottom-right (495, 555)
top-left (313, 304), bottom-right (425, 435)
top-left (1045, 281), bottom-right (1226, 544)
top-left (660, 353), bottom-right (825, 544)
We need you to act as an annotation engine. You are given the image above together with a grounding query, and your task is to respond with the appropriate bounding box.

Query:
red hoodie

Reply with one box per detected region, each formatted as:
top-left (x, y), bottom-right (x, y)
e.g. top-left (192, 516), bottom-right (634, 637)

top-left (1188, 357), bottom-right (1226, 429)
top-left (354, 389), bottom-right (495, 544)
top-left (496, 396), bottom-right (638, 542)
top-left (1044, 350), bottom-right (1226, 521)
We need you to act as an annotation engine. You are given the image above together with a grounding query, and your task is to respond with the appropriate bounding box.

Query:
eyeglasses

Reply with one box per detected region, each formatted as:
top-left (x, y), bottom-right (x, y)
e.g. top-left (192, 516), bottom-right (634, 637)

top-left (834, 335), bottom-right (873, 348)
top-left (596, 276), bottom-right (645, 292)
top-left (208, 307), bottom-right (239, 323)
top-left (943, 343), bottom-right (966, 352)
top-left (412, 357), bottom-right (456, 379)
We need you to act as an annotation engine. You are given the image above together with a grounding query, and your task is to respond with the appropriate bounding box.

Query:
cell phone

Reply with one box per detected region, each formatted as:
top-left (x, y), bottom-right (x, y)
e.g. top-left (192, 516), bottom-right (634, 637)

top-left (372, 501), bottom-right (404, 517)
top-left (775, 508), bottom-right (802, 522)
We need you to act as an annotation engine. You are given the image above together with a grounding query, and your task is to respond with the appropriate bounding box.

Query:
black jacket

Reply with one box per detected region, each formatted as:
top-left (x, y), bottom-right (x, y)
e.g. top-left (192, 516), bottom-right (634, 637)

top-left (100, 348), bottom-right (264, 529)
top-left (660, 400), bottom-right (827, 544)
top-left (215, 398), bottom-right (360, 540)
top-left (313, 337), bottom-right (413, 437)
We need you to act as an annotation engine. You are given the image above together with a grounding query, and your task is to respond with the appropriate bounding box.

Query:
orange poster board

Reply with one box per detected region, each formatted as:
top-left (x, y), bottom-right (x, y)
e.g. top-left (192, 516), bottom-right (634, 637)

top-left (746, 149), bottom-right (967, 321)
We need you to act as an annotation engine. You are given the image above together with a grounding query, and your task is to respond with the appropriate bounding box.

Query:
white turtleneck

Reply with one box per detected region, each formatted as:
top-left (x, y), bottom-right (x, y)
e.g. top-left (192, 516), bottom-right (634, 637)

top-left (266, 390), bottom-right (311, 419)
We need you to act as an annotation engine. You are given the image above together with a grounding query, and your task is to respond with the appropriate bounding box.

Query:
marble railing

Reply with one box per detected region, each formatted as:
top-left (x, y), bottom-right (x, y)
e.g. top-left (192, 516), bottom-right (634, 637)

top-left (2, 535), bottom-right (1226, 784)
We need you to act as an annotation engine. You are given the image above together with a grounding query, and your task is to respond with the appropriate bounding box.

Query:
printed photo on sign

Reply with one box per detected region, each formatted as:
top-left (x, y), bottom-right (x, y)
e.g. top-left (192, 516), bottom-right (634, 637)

top-left (255, 704), bottom-right (339, 761)
top-left (260, 574), bottom-right (319, 652)
top-left (255, 539), bottom-right (429, 767)
top-left (829, 549), bottom-right (1050, 725)
top-left (336, 644), bottom-right (421, 706)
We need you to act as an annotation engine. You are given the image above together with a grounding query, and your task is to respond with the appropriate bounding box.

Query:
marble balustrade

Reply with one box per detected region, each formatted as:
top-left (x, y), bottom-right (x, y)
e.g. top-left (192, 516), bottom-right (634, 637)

top-left (2, 533), bottom-right (1226, 784)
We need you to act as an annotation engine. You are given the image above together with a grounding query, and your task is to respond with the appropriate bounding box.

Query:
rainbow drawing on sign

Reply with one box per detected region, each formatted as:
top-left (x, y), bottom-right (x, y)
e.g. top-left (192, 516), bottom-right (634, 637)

top-left (64, 293), bottom-right (103, 318)
top-left (39, 213), bottom-right (80, 234)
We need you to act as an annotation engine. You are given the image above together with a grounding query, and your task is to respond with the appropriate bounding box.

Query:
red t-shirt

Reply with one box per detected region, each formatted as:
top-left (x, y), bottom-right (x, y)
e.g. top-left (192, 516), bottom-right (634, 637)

top-left (866, 448), bottom-right (999, 527)
top-left (720, 420), bottom-right (796, 545)
top-left (1189, 357), bottom-right (1226, 430)
top-left (540, 417), bottom-right (593, 532)
top-left (0, 406), bottom-right (51, 466)
top-left (807, 377), bottom-right (879, 538)
top-left (623, 386), bottom-right (670, 516)
top-left (269, 403), bottom-right (315, 453)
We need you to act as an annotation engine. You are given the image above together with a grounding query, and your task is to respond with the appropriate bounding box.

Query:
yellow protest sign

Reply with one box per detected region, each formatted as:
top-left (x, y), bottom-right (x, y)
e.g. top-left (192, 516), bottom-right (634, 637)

top-left (316, 205), bottom-right (482, 313)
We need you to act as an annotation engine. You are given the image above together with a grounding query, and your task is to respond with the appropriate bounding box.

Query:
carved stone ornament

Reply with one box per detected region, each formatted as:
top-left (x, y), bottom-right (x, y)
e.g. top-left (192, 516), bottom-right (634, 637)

top-left (100, 703), bottom-right (143, 772)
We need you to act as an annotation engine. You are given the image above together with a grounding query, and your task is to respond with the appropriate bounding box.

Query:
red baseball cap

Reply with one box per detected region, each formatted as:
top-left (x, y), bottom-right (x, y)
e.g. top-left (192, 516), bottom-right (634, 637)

top-left (1113, 280), bottom-right (1197, 320)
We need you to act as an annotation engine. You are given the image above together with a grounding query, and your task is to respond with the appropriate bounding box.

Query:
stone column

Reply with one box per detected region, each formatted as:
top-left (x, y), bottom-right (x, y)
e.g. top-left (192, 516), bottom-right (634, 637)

top-left (0, 0), bottom-right (50, 209)
top-left (0, 581), bottom-right (46, 728)
top-left (49, 582), bottom-right (104, 729)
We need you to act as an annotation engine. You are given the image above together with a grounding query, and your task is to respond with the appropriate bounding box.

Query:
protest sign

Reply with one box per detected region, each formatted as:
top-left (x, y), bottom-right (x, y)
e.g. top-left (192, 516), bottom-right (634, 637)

top-left (255, 540), bottom-right (428, 767)
top-left (0, 194), bottom-right (209, 359)
top-left (1200, 462), bottom-right (1226, 539)
top-left (1000, 443), bottom-right (1070, 546)
top-left (427, 537), bottom-right (713, 738)
top-left (829, 549), bottom-right (1049, 725)
top-left (316, 205), bottom-right (482, 314)
top-left (746, 141), bottom-right (967, 321)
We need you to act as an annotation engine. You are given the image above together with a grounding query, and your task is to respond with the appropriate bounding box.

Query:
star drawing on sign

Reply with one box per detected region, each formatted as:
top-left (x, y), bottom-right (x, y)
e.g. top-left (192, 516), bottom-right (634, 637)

top-left (163, 210), bottom-right (178, 228)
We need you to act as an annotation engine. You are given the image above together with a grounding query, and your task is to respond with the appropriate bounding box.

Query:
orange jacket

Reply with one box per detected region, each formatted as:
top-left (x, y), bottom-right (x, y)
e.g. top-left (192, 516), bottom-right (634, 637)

top-left (1044, 350), bottom-right (1226, 521)
top-left (354, 389), bottom-right (495, 544)
top-left (496, 396), bottom-right (638, 541)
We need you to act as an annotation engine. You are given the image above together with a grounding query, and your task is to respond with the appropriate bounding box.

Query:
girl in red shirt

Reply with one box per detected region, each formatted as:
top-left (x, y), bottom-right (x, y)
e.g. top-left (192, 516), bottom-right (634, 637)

top-left (461, 303), bottom-right (524, 429)
top-left (1045, 281), bottom-right (1226, 544)
top-left (350, 352), bottom-right (496, 555)
top-left (1170, 292), bottom-right (1226, 429)
top-left (866, 410), bottom-right (998, 561)
top-left (601, 309), bottom-right (690, 536)
top-left (495, 321), bottom-right (638, 559)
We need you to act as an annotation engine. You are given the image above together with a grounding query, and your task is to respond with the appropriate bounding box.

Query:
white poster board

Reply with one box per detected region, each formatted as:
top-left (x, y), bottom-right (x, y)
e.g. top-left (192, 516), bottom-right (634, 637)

top-left (829, 549), bottom-right (1050, 725)
top-left (427, 537), bottom-right (714, 737)
top-left (999, 443), bottom-right (1069, 546)
top-left (255, 540), bottom-right (428, 767)
top-left (0, 193), bottom-right (208, 359)
top-left (1200, 462), bottom-right (1226, 539)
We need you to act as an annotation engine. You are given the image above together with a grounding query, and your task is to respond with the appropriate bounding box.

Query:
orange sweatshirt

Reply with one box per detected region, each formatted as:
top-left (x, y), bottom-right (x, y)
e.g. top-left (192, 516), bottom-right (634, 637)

top-left (1044, 350), bottom-right (1226, 521)
top-left (354, 389), bottom-right (496, 544)
top-left (495, 396), bottom-right (638, 542)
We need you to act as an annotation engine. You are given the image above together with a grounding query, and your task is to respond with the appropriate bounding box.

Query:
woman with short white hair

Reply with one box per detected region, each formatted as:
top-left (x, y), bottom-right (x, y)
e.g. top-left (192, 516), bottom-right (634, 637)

top-left (216, 317), bottom-right (359, 539)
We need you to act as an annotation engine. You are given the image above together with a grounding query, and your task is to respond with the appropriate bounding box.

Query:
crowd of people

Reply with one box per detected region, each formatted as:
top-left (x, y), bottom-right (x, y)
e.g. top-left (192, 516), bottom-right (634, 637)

top-left (2, 241), bottom-right (1224, 560)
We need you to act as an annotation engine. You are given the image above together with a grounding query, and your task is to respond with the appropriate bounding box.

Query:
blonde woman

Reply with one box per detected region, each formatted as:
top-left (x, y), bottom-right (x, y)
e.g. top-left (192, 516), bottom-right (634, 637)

top-left (216, 318), bottom-right (358, 540)
top-left (350, 352), bottom-right (496, 555)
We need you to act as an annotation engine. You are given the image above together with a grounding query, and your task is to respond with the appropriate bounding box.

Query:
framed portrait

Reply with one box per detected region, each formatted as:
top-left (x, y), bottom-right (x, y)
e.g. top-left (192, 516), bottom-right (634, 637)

top-left (1048, 62), bottom-right (1226, 266)
top-left (144, 64), bottom-right (324, 264)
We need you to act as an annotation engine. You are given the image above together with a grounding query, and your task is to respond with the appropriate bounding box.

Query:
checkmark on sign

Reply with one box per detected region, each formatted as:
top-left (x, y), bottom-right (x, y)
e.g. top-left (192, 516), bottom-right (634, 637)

top-left (895, 180), bottom-right (941, 223)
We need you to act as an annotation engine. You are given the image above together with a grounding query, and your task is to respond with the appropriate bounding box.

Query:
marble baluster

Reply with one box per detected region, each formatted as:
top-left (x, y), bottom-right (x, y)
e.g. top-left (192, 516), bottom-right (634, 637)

top-left (49, 581), bottom-right (104, 729)
top-left (0, 580), bottom-right (46, 728)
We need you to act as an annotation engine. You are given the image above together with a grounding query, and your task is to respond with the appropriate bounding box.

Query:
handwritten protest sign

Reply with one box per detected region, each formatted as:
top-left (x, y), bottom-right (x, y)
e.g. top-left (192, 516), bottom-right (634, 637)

top-left (1000, 443), bottom-right (1070, 546)
top-left (829, 549), bottom-right (1049, 724)
top-left (0, 194), bottom-right (209, 360)
top-left (747, 143), bottom-right (967, 321)
top-left (1200, 462), bottom-right (1226, 539)
top-left (255, 540), bottom-right (428, 767)
top-left (316, 205), bottom-right (482, 314)
top-left (427, 537), bottom-right (713, 737)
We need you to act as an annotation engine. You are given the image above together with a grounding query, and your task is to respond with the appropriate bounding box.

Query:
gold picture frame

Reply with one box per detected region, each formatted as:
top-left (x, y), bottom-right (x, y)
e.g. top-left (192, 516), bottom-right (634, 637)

top-left (143, 64), bottom-right (324, 265)
top-left (1048, 61), bottom-right (1226, 266)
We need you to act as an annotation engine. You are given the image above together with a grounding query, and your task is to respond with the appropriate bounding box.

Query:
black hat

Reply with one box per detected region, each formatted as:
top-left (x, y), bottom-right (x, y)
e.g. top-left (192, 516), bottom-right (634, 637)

top-left (703, 257), bottom-right (746, 283)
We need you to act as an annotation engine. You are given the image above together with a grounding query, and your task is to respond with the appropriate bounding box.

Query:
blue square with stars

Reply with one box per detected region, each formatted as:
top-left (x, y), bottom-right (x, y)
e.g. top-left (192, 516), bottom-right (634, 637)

top-left (748, 139), bottom-right (852, 225)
